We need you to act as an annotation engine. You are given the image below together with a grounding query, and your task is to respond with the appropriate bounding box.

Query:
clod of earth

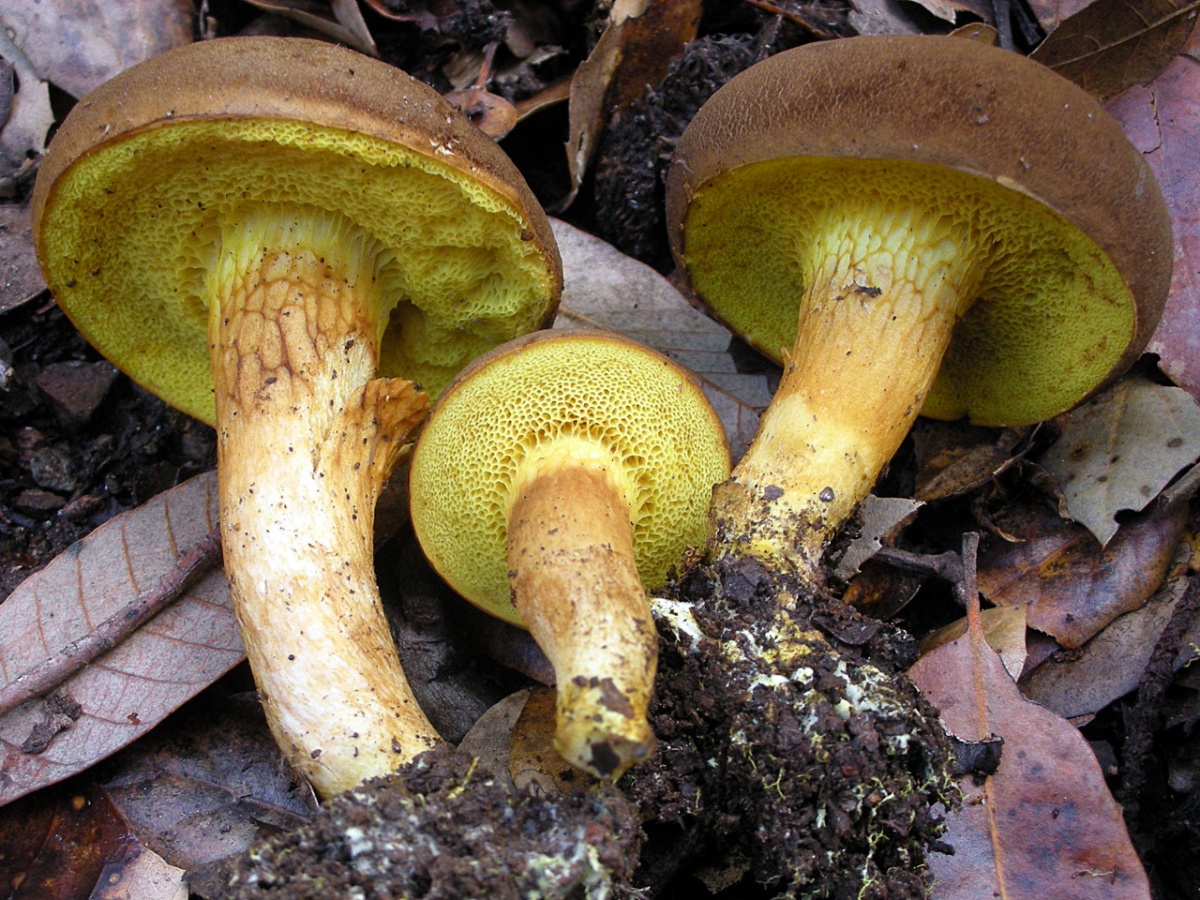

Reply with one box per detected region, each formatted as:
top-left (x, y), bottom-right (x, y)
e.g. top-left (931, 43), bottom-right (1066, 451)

top-left (31, 35), bottom-right (561, 799)
top-left (228, 744), bottom-right (644, 900)
top-left (620, 33), bottom-right (1172, 897)
top-left (409, 329), bottom-right (731, 779)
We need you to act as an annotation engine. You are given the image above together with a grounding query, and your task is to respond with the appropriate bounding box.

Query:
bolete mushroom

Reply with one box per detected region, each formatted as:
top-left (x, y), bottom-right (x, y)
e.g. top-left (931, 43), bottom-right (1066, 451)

top-left (408, 330), bottom-right (731, 779)
top-left (32, 37), bottom-right (561, 798)
top-left (666, 35), bottom-right (1173, 582)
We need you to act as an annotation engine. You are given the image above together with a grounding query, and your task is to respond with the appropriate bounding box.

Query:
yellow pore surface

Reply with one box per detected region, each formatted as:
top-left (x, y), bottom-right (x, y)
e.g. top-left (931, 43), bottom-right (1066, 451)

top-left (409, 333), bottom-right (732, 625)
top-left (37, 118), bottom-right (558, 424)
top-left (682, 157), bottom-right (1135, 427)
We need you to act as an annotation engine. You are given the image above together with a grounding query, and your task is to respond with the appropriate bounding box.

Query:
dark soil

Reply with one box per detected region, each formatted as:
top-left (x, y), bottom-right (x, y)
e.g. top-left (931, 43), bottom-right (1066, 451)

top-left (227, 744), bottom-right (644, 899)
top-left (0, 301), bottom-right (216, 601)
top-left (624, 552), bottom-right (955, 899)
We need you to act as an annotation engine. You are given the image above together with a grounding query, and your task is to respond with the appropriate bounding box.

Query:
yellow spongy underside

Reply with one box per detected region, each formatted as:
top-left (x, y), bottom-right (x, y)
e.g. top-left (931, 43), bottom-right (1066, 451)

top-left (409, 333), bottom-right (731, 625)
top-left (38, 118), bottom-right (558, 424)
top-left (683, 157), bottom-right (1135, 427)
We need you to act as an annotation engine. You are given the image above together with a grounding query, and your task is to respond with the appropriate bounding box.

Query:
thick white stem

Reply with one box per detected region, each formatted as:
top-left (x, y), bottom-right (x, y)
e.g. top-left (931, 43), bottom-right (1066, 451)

top-left (208, 211), bottom-right (438, 798)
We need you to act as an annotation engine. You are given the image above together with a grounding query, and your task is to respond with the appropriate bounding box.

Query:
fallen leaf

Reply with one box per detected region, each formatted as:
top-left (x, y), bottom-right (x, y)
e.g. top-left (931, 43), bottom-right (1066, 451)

top-left (550, 218), bottom-right (764, 459)
top-left (977, 499), bottom-right (1187, 648)
top-left (920, 605), bottom-right (1029, 680)
top-left (0, 27), bottom-right (53, 183)
top-left (102, 691), bottom-right (315, 899)
top-left (239, 0), bottom-right (379, 56)
top-left (905, 0), bottom-right (992, 24)
top-left (0, 199), bottom-right (45, 314)
top-left (1022, 559), bottom-right (1190, 718)
top-left (1030, 0), bottom-right (1199, 101)
top-left (833, 494), bottom-right (923, 580)
top-left (0, 472), bottom-right (242, 807)
top-left (1026, 0), bottom-right (1101, 33)
top-left (0, 782), bottom-right (186, 900)
top-left (563, 0), bottom-right (701, 204)
top-left (1111, 25), bottom-right (1200, 402)
top-left (909, 632), bottom-right (1151, 898)
top-left (0, 0), bottom-right (193, 99)
top-left (911, 422), bottom-right (1027, 502)
top-left (1039, 375), bottom-right (1200, 545)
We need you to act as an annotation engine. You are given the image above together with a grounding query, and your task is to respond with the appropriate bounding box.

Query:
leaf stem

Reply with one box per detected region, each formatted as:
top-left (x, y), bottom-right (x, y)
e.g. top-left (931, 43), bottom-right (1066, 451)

top-left (0, 526), bottom-right (223, 719)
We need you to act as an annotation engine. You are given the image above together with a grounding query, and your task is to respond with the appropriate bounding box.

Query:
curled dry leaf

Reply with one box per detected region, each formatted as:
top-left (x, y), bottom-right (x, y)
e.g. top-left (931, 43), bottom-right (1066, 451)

top-left (563, 0), bottom-right (702, 204)
top-left (920, 605), bottom-right (1029, 681)
top-left (977, 499), bottom-right (1188, 648)
top-left (0, 781), bottom-right (186, 900)
top-left (1030, 0), bottom-right (1200, 101)
top-left (1023, 550), bottom-right (1192, 718)
top-left (909, 632), bottom-right (1151, 898)
top-left (0, 0), bottom-right (193, 99)
top-left (0, 472), bottom-right (242, 807)
top-left (1040, 374), bottom-right (1200, 545)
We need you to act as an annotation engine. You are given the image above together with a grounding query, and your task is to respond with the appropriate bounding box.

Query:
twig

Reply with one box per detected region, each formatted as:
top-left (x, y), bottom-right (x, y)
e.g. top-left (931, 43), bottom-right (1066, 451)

top-left (0, 527), bottom-right (223, 718)
top-left (872, 545), bottom-right (963, 585)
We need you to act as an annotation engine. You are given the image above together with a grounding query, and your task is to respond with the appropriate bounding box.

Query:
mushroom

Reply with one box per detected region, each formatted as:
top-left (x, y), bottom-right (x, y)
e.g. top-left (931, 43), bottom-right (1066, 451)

top-left (666, 35), bottom-right (1173, 583)
top-left (32, 37), bottom-right (561, 798)
top-left (408, 330), bottom-right (731, 779)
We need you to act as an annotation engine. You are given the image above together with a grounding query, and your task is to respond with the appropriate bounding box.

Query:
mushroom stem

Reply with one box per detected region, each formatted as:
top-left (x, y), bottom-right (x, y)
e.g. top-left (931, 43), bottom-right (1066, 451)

top-left (209, 210), bottom-right (439, 798)
top-left (710, 202), bottom-right (980, 584)
top-left (507, 441), bottom-right (658, 780)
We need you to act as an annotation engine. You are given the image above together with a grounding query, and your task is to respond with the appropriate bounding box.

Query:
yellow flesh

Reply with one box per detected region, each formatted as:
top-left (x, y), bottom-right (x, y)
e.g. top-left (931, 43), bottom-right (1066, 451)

top-left (410, 334), bottom-right (731, 626)
top-left (683, 157), bottom-right (1135, 427)
top-left (37, 118), bottom-right (557, 423)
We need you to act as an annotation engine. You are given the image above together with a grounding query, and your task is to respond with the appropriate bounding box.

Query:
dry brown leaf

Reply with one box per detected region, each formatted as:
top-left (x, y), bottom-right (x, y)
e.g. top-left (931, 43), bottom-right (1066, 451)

top-left (0, 26), bottom-right (53, 183)
top-left (1027, 0), bottom-right (1100, 32)
top-left (1030, 0), bottom-right (1199, 101)
top-left (911, 421), bottom-right (1026, 502)
top-left (1111, 26), bottom-right (1200, 402)
top-left (0, 472), bottom-right (242, 807)
top-left (977, 500), bottom-right (1187, 648)
top-left (0, 0), bottom-right (193, 99)
top-left (102, 691), bottom-right (315, 898)
top-left (909, 632), bottom-right (1151, 898)
top-left (905, 0), bottom-right (992, 24)
top-left (550, 218), bottom-right (764, 459)
top-left (920, 605), bottom-right (1029, 680)
top-left (0, 781), bottom-right (185, 900)
top-left (563, 0), bottom-right (701, 204)
top-left (1022, 560), bottom-right (1190, 718)
top-left (1039, 375), bottom-right (1200, 545)
top-left (240, 0), bottom-right (379, 56)
top-left (0, 199), bottom-right (45, 314)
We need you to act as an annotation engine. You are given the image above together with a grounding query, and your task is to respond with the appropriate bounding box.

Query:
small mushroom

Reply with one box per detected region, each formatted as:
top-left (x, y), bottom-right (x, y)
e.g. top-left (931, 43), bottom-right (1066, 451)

top-left (32, 37), bottom-right (561, 797)
top-left (666, 35), bottom-right (1173, 582)
top-left (408, 330), bottom-right (731, 778)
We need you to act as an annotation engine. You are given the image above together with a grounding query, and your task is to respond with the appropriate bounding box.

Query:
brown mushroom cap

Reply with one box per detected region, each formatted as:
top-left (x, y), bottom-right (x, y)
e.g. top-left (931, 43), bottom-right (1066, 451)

top-left (666, 35), bottom-right (1172, 426)
top-left (32, 36), bottom-right (561, 425)
top-left (409, 329), bottom-right (731, 626)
